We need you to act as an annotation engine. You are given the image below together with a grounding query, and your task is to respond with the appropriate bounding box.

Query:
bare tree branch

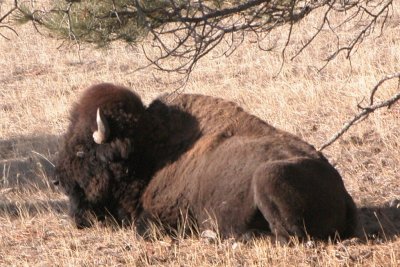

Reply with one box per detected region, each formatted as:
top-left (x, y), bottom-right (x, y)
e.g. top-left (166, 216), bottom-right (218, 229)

top-left (0, 0), bottom-right (18, 38)
top-left (370, 72), bottom-right (400, 105)
top-left (0, 0), bottom-right (17, 23)
top-left (319, 72), bottom-right (400, 151)
top-left (13, 0), bottom-right (394, 80)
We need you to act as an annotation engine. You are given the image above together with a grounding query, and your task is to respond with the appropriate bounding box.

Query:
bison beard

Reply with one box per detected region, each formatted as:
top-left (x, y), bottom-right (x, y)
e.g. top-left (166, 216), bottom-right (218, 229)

top-left (54, 83), bottom-right (357, 242)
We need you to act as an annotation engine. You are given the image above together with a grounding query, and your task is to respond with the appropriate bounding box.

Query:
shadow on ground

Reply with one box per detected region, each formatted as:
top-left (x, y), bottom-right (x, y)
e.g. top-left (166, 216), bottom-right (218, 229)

top-left (357, 204), bottom-right (400, 241)
top-left (0, 199), bottom-right (68, 217)
top-left (0, 135), bottom-right (399, 242)
top-left (0, 198), bottom-right (398, 243)
top-left (0, 134), bottom-right (59, 189)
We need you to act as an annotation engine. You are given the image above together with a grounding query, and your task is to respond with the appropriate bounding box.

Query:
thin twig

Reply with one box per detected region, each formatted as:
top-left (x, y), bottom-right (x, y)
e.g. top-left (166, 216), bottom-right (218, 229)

top-left (319, 73), bottom-right (400, 151)
top-left (370, 72), bottom-right (400, 105)
top-left (15, 0), bottom-right (394, 79)
top-left (0, 0), bottom-right (18, 24)
top-left (0, 0), bottom-right (18, 38)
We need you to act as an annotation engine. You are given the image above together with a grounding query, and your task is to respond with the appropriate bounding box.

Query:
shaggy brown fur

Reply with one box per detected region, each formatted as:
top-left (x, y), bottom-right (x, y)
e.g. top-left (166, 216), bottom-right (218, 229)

top-left (55, 83), bottom-right (357, 241)
top-left (55, 84), bottom-right (145, 227)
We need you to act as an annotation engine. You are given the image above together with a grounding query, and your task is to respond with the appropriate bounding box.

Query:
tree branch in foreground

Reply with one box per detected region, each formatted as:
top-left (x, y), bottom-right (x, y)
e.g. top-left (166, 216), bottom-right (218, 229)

top-left (319, 72), bottom-right (400, 151)
top-left (14, 0), bottom-right (393, 79)
top-left (0, 0), bottom-right (18, 39)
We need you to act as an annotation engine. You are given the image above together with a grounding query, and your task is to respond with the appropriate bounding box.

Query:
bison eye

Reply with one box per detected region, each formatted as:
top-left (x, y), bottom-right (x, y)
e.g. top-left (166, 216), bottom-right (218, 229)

top-left (52, 179), bottom-right (60, 186)
top-left (76, 151), bottom-right (85, 158)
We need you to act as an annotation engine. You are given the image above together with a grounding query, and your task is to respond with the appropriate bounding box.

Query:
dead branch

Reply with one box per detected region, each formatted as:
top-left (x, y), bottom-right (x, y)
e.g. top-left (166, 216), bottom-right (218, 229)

top-left (0, 0), bottom-right (18, 38)
top-left (370, 72), bottom-right (400, 105)
top-left (319, 72), bottom-right (400, 151)
top-left (14, 0), bottom-right (393, 81)
top-left (0, 1), bottom-right (17, 24)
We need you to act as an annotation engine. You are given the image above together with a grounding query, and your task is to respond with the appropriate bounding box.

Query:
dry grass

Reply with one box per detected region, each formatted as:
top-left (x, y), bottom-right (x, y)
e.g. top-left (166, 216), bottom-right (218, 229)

top-left (1, 0), bottom-right (400, 266)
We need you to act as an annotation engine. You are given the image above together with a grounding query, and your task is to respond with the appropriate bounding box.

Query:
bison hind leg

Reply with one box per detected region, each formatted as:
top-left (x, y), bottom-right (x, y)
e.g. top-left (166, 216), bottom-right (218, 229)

top-left (252, 160), bottom-right (319, 243)
top-left (244, 207), bottom-right (301, 244)
top-left (252, 158), bottom-right (357, 242)
top-left (246, 208), bottom-right (270, 233)
top-left (254, 197), bottom-right (306, 244)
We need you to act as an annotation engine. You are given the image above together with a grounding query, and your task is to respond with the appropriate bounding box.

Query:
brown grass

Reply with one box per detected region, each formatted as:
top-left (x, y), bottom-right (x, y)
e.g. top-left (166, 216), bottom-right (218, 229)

top-left (1, 0), bottom-right (399, 266)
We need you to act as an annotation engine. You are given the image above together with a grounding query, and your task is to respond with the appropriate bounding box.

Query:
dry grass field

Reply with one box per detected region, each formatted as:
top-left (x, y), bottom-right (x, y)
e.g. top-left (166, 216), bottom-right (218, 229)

top-left (1, 1), bottom-right (399, 266)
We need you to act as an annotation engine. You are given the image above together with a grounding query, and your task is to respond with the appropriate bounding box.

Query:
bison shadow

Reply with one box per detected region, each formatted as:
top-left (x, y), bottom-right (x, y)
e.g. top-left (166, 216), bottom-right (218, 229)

top-left (0, 199), bottom-right (68, 217)
top-left (357, 203), bottom-right (400, 241)
top-left (0, 134), bottom-right (59, 190)
top-left (0, 198), bottom-right (398, 243)
top-left (0, 134), bottom-right (398, 242)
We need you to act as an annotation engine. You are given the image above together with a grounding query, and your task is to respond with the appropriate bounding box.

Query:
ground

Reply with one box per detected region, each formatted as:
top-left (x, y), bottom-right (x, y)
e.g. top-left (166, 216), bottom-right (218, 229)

top-left (0, 1), bottom-right (399, 266)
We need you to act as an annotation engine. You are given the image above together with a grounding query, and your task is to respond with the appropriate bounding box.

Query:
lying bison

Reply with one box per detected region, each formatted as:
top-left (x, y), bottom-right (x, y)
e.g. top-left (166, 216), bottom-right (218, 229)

top-left (53, 83), bottom-right (357, 242)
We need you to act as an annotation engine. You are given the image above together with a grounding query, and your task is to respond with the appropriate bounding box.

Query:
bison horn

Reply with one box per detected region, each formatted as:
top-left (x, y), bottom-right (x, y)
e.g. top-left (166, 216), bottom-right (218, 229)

top-left (93, 108), bottom-right (110, 144)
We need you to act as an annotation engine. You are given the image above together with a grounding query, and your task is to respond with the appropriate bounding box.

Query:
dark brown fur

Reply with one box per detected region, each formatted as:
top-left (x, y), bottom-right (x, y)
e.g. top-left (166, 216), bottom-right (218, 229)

top-left (55, 83), bottom-right (357, 241)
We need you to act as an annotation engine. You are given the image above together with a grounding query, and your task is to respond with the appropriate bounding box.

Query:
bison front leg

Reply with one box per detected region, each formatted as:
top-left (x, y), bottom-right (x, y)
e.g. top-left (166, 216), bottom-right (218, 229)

top-left (252, 157), bottom-right (357, 242)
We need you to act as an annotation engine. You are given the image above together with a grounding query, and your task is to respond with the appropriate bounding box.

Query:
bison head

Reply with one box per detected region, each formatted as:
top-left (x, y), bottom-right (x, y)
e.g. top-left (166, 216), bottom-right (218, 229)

top-left (53, 83), bottom-right (145, 228)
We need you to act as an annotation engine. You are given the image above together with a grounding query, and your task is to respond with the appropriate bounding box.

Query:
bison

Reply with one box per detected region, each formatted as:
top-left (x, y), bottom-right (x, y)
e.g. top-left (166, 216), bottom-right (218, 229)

top-left (53, 83), bottom-right (357, 242)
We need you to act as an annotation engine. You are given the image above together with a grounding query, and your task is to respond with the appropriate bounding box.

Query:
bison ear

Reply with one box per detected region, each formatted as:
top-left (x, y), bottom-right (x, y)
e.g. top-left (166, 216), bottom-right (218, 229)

top-left (93, 108), bottom-right (110, 144)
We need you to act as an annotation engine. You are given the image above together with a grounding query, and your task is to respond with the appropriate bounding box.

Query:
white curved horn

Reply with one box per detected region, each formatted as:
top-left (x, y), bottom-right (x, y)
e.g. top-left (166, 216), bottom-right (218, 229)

top-left (93, 108), bottom-right (109, 144)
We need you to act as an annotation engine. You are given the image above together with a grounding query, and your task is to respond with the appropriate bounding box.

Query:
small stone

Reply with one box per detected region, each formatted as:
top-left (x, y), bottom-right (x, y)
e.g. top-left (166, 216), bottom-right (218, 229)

top-left (388, 199), bottom-right (400, 208)
top-left (231, 242), bottom-right (240, 250)
top-left (305, 240), bottom-right (316, 248)
top-left (201, 230), bottom-right (218, 243)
